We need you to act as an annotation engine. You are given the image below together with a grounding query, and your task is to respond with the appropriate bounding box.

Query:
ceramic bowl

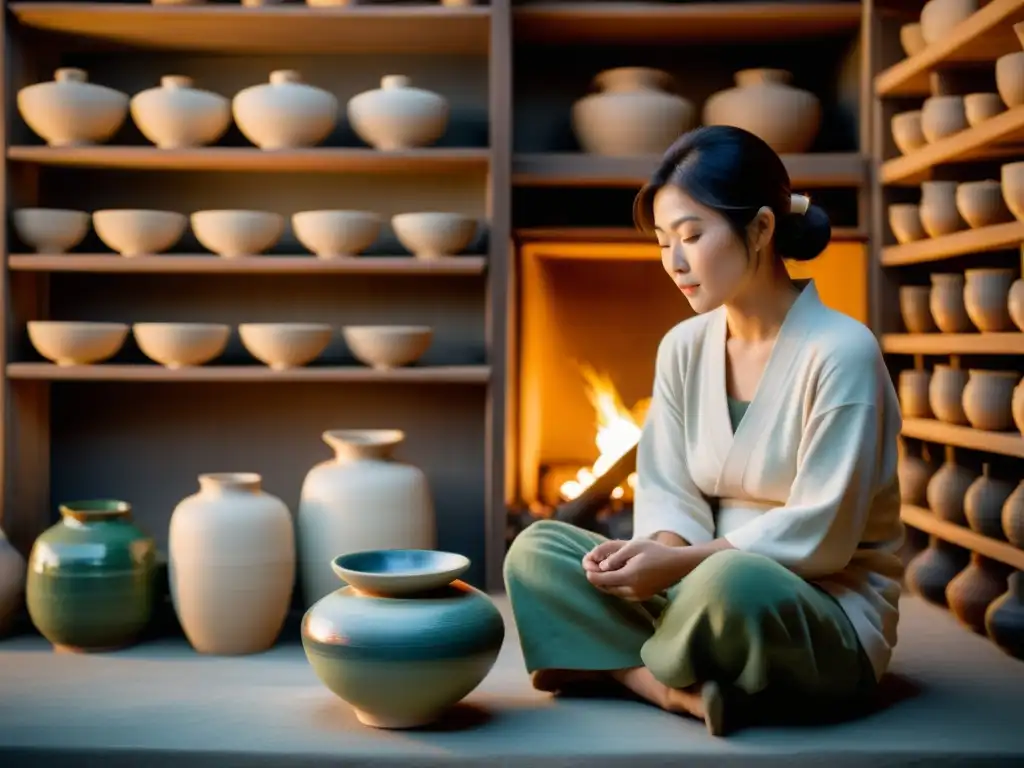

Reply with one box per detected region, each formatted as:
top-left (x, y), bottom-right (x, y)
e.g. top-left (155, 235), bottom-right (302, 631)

top-left (93, 209), bottom-right (188, 256)
top-left (191, 210), bottom-right (285, 258)
top-left (964, 92), bottom-right (1005, 127)
top-left (956, 180), bottom-right (1013, 229)
top-left (342, 325), bottom-right (433, 369)
top-left (332, 549), bottom-right (470, 596)
top-left (889, 203), bottom-right (927, 244)
top-left (1001, 162), bottom-right (1024, 220)
top-left (900, 23), bottom-right (926, 56)
top-left (891, 110), bottom-right (925, 155)
top-left (132, 322), bottom-right (231, 368)
top-left (391, 212), bottom-right (477, 259)
top-left (997, 52), bottom-right (1024, 108)
top-left (292, 210), bottom-right (383, 258)
top-left (27, 321), bottom-right (129, 366)
top-left (921, 95), bottom-right (967, 143)
top-left (12, 208), bottom-right (90, 253)
top-left (238, 322), bottom-right (332, 369)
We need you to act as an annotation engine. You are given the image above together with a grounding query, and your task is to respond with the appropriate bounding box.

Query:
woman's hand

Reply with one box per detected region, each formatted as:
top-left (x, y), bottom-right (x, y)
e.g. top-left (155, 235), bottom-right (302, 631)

top-left (581, 539), bottom-right (694, 601)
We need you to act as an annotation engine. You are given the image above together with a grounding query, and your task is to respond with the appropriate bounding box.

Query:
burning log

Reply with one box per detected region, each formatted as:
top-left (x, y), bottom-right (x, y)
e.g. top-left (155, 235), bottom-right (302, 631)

top-left (553, 440), bottom-right (638, 529)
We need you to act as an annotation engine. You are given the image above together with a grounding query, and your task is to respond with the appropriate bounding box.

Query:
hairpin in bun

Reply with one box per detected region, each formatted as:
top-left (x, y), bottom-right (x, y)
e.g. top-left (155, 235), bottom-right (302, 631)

top-left (790, 193), bottom-right (810, 215)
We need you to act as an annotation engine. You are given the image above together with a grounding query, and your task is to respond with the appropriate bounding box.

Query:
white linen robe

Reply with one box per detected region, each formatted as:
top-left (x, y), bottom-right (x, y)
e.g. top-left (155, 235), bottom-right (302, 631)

top-left (633, 280), bottom-right (905, 682)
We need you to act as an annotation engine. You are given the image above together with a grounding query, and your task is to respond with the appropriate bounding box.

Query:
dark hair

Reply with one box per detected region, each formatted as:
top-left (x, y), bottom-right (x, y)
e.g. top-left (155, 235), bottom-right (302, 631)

top-left (633, 125), bottom-right (831, 262)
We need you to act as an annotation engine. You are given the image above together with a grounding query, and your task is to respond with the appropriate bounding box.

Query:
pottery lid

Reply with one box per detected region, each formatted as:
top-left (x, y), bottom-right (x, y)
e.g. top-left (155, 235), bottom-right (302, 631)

top-left (381, 75), bottom-right (412, 90)
top-left (270, 70), bottom-right (303, 85)
top-left (161, 75), bottom-right (194, 89)
top-left (54, 68), bottom-right (88, 83)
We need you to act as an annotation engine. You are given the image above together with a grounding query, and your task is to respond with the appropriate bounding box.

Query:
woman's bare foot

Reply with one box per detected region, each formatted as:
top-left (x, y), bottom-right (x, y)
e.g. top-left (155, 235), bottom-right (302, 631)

top-left (610, 666), bottom-right (706, 719)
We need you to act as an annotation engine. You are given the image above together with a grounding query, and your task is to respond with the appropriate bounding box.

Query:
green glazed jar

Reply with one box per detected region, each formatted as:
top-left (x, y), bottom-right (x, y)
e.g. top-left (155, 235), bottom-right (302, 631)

top-left (27, 500), bottom-right (157, 652)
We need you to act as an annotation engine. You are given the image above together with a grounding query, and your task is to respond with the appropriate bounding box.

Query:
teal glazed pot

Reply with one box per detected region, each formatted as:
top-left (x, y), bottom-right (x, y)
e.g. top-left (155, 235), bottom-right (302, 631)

top-left (301, 549), bottom-right (505, 729)
top-left (26, 500), bottom-right (157, 652)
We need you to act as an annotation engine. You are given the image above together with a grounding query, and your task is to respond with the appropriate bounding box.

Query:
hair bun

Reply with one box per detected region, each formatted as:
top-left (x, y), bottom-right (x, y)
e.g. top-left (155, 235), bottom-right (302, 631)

top-left (774, 202), bottom-right (831, 262)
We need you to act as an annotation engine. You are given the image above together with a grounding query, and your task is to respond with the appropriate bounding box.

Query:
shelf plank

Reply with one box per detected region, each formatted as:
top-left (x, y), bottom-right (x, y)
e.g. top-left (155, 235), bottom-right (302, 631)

top-left (880, 220), bottom-right (1024, 266)
top-left (902, 417), bottom-right (1024, 459)
top-left (875, 0), bottom-right (1024, 97)
top-left (883, 332), bottom-right (1024, 355)
top-left (512, 152), bottom-right (866, 188)
top-left (513, 226), bottom-right (867, 244)
top-left (6, 363), bottom-right (491, 384)
top-left (901, 504), bottom-right (1024, 571)
top-left (8, 3), bottom-right (491, 55)
top-left (7, 254), bottom-right (487, 275)
top-left (512, 2), bottom-right (862, 45)
top-left (880, 105), bottom-right (1024, 186)
top-left (6, 146), bottom-right (491, 173)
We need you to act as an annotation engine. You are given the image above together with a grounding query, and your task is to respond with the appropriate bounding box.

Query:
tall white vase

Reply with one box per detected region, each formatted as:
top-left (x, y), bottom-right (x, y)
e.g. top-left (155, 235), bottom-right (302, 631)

top-left (0, 527), bottom-right (26, 635)
top-left (297, 429), bottom-right (435, 607)
top-left (168, 472), bottom-right (295, 654)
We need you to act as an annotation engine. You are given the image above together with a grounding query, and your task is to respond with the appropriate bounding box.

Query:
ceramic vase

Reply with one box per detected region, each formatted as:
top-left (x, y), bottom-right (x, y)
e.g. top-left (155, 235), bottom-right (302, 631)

top-left (26, 500), bottom-right (156, 652)
top-left (929, 273), bottom-right (973, 332)
top-left (571, 67), bottom-right (695, 157)
top-left (925, 449), bottom-right (977, 525)
top-left (946, 553), bottom-right (1012, 634)
top-left (301, 549), bottom-right (505, 729)
top-left (986, 571), bottom-right (1024, 660)
top-left (963, 268), bottom-right (1015, 332)
top-left (0, 527), bottom-right (26, 635)
top-left (169, 472), bottom-right (295, 655)
top-left (898, 368), bottom-right (932, 419)
top-left (347, 75), bottom-right (449, 150)
top-left (897, 439), bottom-right (934, 506)
top-left (904, 536), bottom-right (969, 607)
top-left (17, 68), bottom-right (129, 146)
top-left (130, 75), bottom-right (231, 149)
top-left (297, 429), bottom-right (435, 607)
top-left (1002, 479), bottom-right (1024, 546)
top-left (1014, 378), bottom-right (1024, 434)
top-left (928, 364), bottom-right (968, 424)
top-left (964, 463), bottom-right (1014, 540)
top-left (702, 68), bottom-right (820, 154)
top-left (232, 70), bottom-right (338, 149)
top-left (962, 369), bottom-right (1018, 432)
top-left (920, 181), bottom-right (964, 238)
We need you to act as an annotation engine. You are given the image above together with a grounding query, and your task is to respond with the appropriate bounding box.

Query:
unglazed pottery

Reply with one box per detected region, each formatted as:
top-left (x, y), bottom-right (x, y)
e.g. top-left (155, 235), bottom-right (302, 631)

top-left (986, 571), bottom-right (1024, 660)
top-left (347, 75), bottom-right (449, 150)
top-left (301, 549), bottom-right (504, 728)
top-left (930, 273), bottom-right (973, 333)
top-left (997, 49), bottom-right (1024, 108)
top-left (27, 321), bottom-right (129, 366)
top-left (0, 527), bottom-right (26, 635)
top-left (897, 440), bottom-right (934, 506)
top-left (238, 323), bottom-right (332, 369)
top-left (888, 203), bottom-right (926, 244)
top-left (1013, 378), bottom-right (1024, 434)
top-left (26, 500), bottom-right (156, 652)
top-left (964, 463), bottom-right (1014, 540)
top-left (964, 92), bottom-right (1005, 127)
top-left (93, 209), bottom-right (188, 256)
top-left (919, 0), bottom-right (978, 44)
top-left (956, 181), bottom-right (1012, 229)
top-left (946, 553), bottom-right (1012, 634)
top-left (928, 364), bottom-right (968, 424)
top-left (297, 429), bottom-right (435, 606)
top-left (1009, 268), bottom-right (1024, 331)
top-left (292, 210), bottom-right (382, 258)
top-left (571, 67), bottom-right (695, 156)
top-left (169, 473), bottom-right (295, 655)
top-left (898, 368), bottom-right (931, 419)
top-left (17, 68), bottom-right (129, 146)
top-left (1001, 161), bottom-right (1024, 220)
top-left (921, 96), bottom-right (967, 143)
top-left (905, 536), bottom-right (969, 607)
top-left (132, 323), bottom-right (230, 368)
top-left (962, 369), bottom-right (1018, 431)
top-left (1002, 479), bottom-right (1024, 546)
top-left (342, 325), bottom-right (433, 369)
top-left (925, 450), bottom-right (978, 525)
top-left (920, 181), bottom-right (964, 238)
top-left (233, 70), bottom-right (338, 149)
top-left (900, 23), bottom-right (926, 56)
top-left (191, 210), bottom-right (285, 257)
top-left (899, 286), bottom-right (936, 333)
top-left (964, 267), bottom-right (1015, 332)
top-left (12, 208), bottom-right (90, 253)
top-left (891, 110), bottom-right (925, 155)
top-left (130, 75), bottom-right (231, 149)
top-left (391, 212), bottom-right (477, 259)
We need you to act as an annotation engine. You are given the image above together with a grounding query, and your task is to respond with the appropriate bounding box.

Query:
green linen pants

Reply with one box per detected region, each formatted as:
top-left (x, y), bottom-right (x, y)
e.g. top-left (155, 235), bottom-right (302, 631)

top-left (503, 519), bottom-right (877, 717)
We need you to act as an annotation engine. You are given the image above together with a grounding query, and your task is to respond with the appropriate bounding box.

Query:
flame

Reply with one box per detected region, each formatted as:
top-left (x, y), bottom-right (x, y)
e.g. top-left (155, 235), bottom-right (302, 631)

top-left (559, 363), bottom-right (649, 501)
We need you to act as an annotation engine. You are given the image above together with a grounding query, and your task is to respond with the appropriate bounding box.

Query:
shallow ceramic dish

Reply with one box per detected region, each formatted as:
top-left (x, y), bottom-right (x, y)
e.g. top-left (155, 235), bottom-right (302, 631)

top-left (331, 549), bottom-right (470, 596)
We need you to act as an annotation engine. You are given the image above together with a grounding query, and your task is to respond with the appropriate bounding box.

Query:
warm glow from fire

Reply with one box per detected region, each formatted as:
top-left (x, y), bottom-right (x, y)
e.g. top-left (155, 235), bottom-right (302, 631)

top-left (559, 364), bottom-right (650, 501)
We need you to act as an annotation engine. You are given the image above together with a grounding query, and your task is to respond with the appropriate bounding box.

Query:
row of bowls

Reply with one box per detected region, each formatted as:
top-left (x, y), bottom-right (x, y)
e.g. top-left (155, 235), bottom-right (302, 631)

top-left (26, 321), bottom-right (434, 370)
top-left (12, 208), bottom-right (479, 259)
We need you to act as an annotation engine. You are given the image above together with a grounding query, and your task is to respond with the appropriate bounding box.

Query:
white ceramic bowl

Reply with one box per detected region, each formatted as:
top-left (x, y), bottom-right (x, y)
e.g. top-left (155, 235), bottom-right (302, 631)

top-left (93, 209), bottom-right (188, 256)
top-left (391, 212), bottom-right (477, 259)
top-left (132, 322), bottom-right (230, 368)
top-left (239, 323), bottom-right (333, 370)
top-left (292, 210), bottom-right (382, 258)
top-left (342, 325), bottom-right (433, 369)
top-left (27, 321), bottom-right (129, 366)
top-left (191, 210), bottom-right (285, 258)
top-left (12, 208), bottom-right (90, 253)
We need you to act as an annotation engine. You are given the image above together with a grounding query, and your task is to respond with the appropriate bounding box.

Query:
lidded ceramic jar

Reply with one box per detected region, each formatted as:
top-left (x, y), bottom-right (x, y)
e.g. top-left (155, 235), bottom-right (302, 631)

top-left (962, 369), bottom-right (1019, 431)
top-left (130, 75), bottom-right (231, 149)
top-left (17, 68), bottom-right (129, 146)
top-left (964, 268), bottom-right (1015, 332)
top-left (702, 68), bottom-right (821, 154)
top-left (0, 527), bottom-right (26, 635)
top-left (297, 429), bottom-right (435, 607)
top-left (232, 70), bottom-right (338, 149)
top-left (571, 67), bottom-right (695, 156)
top-left (347, 75), bottom-right (449, 150)
top-left (26, 500), bottom-right (156, 652)
top-left (301, 549), bottom-right (505, 729)
top-left (169, 472), bottom-right (295, 655)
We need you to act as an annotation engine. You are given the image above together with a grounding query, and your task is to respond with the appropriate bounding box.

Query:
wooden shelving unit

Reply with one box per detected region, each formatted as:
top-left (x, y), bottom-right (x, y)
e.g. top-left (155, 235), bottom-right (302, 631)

top-left (902, 504), bottom-right (1024, 571)
top-left (880, 220), bottom-right (1024, 266)
top-left (882, 332), bottom-right (1024, 355)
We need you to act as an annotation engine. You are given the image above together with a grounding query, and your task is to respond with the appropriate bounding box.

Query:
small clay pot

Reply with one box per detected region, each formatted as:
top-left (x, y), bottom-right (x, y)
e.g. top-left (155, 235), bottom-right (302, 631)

top-left (900, 285), bottom-right (937, 333)
top-left (905, 537), bottom-right (970, 607)
top-left (1011, 378), bottom-right (1024, 434)
top-left (898, 440), bottom-right (935, 506)
top-left (929, 273), bottom-right (974, 333)
top-left (900, 23), bottom-right (926, 56)
top-left (921, 96), bottom-right (968, 143)
top-left (964, 92), bottom-right (1005, 127)
top-left (898, 368), bottom-right (932, 419)
top-left (985, 571), bottom-right (1024, 660)
top-left (996, 52), bottom-right (1024, 108)
top-left (891, 110), bottom-right (926, 155)
top-left (925, 452), bottom-right (978, 525)
top-left (956, 180), bottom-right (1013, 229)
top-left (1001, 162), bottom-right (1024, 220)
top-left (946, 553), bottom-right (1013, 634)
top-left (920, 0), bottom-right (978, 45)
top-left (964, 463), bottom-right (1014, 539)
top-left (1008, 277), bottom-right (1024, 331)
top-left (1001, 479), bottom-right (1024, 547)
top-left (928, 364), bottom-right (968, 424)
top-left (962, 369), bottom-right (1019, 431)
top-left (963, 267), bottom-right (1015, 332)
top-left (920, 180), bottom-right (964, 238)
top-left (889, 204), bottom-right (927, 244)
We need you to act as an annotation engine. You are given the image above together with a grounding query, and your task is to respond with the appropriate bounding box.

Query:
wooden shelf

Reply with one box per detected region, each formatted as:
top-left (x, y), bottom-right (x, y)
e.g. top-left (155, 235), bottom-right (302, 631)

top-left (8, 3), bottom-right (491, 55)
top-left (901, 504), bottom-right (1024, 570)
top-left (5, 363), bottom-right (491, 384)
top-left (512, 152), bottom-right (866, 188)
top-left (880, 221), bottom-right (1024, 266)
top-left (6, 146), bottom-right (491, 174)
top-left (512, 2), bottom-right (862, 45)
top-left (880, 105), bottom-right (1024, 186)
top-left (513, 226), bottom-right (868, 244)
top-left (875, 0), bottom-right (1024, 97)
top-left (883, 333), bottom-right (1024, 355)
top-left (7, 254), bottom-right (487, 275)
top-left (902, 417), bottom-right (1024, 459)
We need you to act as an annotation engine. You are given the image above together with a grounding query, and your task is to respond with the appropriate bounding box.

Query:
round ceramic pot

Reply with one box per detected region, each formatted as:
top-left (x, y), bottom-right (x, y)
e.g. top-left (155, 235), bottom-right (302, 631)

top-left (946, 553), bottom-right (1011, 634)
top-left (297, 429), bottom-right (435, 606)
top-left (232, 70), bottom-right (338, 149)
top-left (169, 472), bottom-right (295, 655)
top-left (347, 75), bottom-right (449, 151)
top-left (920, 180), bottom-right (964, 237)
top-left (963, 463), bottom-right (1014, 540)
top-left (925, 456), bottom-right (978, 525)
top-left (301, 549), bottom-right (505, 729)
top-left (956, 180), bottom-right (1012, 229)
top-left (898, 368), bottom-right (932, 419)
top-left (897, 440), bottom-right (934, 506)
top-left (929, 273), bottom-right (973, 333)
top-left (0, 527), bottom-right (26, 635)
top-left (986, 571), bottom-right (1024, 660)
top-left (702, 68), bottom-right (821, 154)
top-left (905, 537), bottom-right (969, 608)
top-left (964, 267), bottom-right (1015, 332)
top-left (571, 67), bottom-right (695, 156)
top-left (130, 75), bottom-right (231, 149)
top-left (26, 500), bottom-right (156, 652)
top-left (928, 364), bottom-right (968, 424)
top-left (1008, 278), bottom-right (1024, 331)
top-left (1002, 479), bottom-right (1024, 546)
top-left (962, 369), bottom-right (1019, 432)
top-left (17, 67), bottom-right (129, 146)
top-left (899, 285), bottom-right (936, 333)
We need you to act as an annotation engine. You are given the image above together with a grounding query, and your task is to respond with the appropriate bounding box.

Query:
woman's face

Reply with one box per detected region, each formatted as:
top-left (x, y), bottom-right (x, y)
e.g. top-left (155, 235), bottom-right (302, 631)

top-left (652, 184), bottom-right (756, 314)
